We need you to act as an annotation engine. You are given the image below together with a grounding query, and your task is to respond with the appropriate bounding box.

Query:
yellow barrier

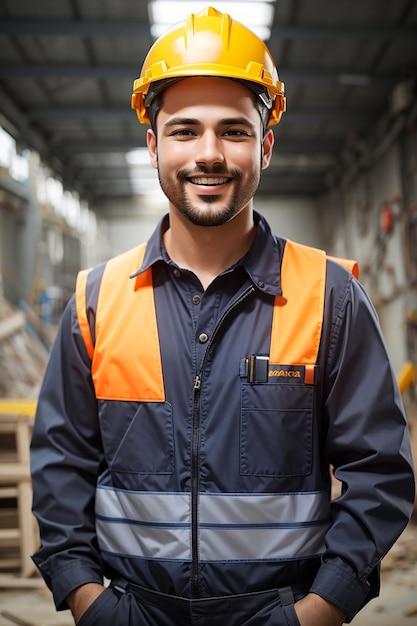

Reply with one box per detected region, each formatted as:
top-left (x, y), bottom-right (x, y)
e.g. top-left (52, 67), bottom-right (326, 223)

top-left (0, 398), bottom-right (37, 418)
top-left (397, 361), bottom-right (416, 396)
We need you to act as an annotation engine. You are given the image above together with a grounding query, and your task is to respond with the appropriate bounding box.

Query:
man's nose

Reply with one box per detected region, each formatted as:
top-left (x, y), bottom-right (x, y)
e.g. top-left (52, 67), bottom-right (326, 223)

top-left (194, 132), bottom-right (225, 166)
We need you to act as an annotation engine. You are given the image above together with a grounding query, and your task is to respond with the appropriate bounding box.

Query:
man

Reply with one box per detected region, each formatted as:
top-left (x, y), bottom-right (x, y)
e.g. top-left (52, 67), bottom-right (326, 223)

top-left (30, 6), bottom-right (415, 626)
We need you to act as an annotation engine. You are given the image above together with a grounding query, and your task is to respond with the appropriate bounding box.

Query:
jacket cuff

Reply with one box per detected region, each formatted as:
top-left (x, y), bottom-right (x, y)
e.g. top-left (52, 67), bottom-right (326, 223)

top-left (47, 561), bottom-right (103, 611)
top-left (309, 561), bottom-right (372, 622)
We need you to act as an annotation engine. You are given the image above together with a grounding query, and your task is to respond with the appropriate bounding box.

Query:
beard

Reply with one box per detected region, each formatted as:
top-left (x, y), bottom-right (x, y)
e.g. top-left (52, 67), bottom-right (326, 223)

top-left (157, 165), bottom-right (261, 227)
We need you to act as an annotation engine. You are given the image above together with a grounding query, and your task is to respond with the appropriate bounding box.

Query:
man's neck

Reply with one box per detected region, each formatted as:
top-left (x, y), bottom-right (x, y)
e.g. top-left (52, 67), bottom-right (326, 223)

top-left (163, 207), bottom-right (256, 290)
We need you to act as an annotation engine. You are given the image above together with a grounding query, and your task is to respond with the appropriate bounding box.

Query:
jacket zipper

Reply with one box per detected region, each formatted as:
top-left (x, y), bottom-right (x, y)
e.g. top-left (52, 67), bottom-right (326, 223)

top-left (190, 285), bottom-right (255, 597)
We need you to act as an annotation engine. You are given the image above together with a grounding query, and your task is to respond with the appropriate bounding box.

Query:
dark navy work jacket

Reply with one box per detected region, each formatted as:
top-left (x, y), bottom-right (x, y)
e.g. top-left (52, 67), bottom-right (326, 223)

top-left (31, 212), bottom-right (415, 621)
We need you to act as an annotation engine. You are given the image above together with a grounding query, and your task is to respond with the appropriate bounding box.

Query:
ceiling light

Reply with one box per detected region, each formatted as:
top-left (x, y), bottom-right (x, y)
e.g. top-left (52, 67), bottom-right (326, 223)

top-left (148, 1), bottom-right (275, 41)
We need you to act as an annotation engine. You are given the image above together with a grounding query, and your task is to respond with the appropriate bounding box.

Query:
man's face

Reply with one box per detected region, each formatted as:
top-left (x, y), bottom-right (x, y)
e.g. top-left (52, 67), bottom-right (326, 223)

top-left (147, 77), bottom-right (274, 227)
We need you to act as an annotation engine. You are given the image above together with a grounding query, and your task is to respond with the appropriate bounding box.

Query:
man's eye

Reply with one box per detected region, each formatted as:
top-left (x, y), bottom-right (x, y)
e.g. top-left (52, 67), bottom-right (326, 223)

top-left (171, 129), bottom-right (195, 137)
top-left (224, 129), bottom-right (250, 137)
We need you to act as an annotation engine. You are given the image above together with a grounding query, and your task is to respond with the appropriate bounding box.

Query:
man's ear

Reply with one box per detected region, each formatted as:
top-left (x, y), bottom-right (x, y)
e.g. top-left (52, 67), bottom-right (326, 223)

top-left (261, 129), bottom-right (274, 170)
top-left (147, 129), bottom-right (158, 169)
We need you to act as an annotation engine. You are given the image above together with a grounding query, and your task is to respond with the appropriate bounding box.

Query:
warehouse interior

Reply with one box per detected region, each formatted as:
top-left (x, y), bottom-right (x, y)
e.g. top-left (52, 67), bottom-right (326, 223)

top-left (0, 0), bottom-right (417, 624)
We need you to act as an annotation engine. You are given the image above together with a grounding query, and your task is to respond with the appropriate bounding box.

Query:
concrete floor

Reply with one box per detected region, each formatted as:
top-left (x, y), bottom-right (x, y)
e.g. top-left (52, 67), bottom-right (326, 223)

top-left (0, 521), bottom-right (416, 626)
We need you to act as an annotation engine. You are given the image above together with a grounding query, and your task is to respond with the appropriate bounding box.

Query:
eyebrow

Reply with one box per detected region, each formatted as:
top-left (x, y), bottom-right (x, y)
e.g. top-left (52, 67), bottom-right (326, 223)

top-left (164, 116), bottom-right (257, 129)
top-left (164, 117), bottom-right (199, 127)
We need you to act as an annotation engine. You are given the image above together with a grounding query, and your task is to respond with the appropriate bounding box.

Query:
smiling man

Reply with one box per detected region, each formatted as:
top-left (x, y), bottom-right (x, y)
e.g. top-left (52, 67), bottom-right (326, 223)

top-left (30, 6), bottom-right (415, 626)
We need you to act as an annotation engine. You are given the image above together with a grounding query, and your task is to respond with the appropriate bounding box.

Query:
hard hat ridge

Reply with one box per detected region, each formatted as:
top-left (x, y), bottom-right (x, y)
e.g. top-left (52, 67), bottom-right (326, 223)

top-left (131, 5), bottom-right (286, 126)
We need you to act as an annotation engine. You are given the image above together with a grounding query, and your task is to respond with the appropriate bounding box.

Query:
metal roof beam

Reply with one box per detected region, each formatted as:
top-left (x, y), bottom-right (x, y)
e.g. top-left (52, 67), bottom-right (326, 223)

top-left (0, 20), bottom-right (416, 41)
top-left (0, 65), bottom-right (136, 79)
top-left (0, 64), bottom-right (398, 87)
top-left (0, 20), bottom-right (150, 37)
top-left (27, 108), bottom-right (137, 121)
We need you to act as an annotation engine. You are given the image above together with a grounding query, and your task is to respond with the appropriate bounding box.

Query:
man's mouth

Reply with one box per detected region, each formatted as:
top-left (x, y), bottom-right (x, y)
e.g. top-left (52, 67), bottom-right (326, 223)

top-left (188, 176), bottom-right (231, 186)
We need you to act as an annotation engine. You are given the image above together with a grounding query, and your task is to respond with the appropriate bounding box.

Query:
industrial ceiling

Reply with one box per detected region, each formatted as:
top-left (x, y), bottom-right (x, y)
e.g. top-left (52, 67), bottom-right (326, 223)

top-left (0, 0), bottom-right (416, 207)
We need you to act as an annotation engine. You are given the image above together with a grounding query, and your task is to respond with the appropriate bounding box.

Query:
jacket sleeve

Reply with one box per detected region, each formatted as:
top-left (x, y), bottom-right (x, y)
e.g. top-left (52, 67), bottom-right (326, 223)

top-left (310, 267), bottom-right (415, 621)
top-left (30, 294), bottom-right (105, 611)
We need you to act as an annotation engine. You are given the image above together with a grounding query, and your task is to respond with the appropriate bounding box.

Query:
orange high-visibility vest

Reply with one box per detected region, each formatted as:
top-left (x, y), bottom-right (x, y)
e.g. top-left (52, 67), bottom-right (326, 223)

top-left (75, 241), bottom-right (358, 402)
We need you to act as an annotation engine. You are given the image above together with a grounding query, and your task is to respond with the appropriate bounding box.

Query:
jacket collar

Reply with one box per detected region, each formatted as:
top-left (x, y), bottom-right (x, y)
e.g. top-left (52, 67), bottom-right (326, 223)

top-left (131, 211), bottom-right (283, 296)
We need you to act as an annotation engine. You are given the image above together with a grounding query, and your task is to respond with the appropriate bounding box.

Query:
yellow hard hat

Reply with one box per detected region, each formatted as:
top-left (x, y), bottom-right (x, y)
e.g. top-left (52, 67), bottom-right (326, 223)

top-left (131, 6), bottom-right (286, 126)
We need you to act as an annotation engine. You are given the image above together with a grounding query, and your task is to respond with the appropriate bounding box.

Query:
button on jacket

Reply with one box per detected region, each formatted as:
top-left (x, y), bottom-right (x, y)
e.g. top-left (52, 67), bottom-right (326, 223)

top-left (31, 212), bottom-right (415, 622)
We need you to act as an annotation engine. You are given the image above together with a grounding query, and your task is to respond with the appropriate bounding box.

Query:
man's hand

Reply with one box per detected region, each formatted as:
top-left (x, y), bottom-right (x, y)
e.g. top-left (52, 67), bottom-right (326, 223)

top-left (67, 582), bottom-right (106, 624)
top-left (294, 593), bottom-right (346, 626)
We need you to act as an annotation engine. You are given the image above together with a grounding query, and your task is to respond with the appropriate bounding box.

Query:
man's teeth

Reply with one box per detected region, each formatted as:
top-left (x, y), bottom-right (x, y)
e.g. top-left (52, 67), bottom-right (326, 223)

top-left (190, 177), bottom-right (229, 185)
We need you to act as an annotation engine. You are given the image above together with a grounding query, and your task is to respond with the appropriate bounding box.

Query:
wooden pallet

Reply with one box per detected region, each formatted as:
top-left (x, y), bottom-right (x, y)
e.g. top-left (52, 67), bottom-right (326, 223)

top-left (0, 409), bottom-right (40, 582)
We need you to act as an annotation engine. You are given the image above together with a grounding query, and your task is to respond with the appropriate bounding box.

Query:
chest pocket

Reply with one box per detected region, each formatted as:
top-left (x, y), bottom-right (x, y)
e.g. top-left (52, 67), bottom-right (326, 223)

top-left (241, 382), bottom-right (314, 476)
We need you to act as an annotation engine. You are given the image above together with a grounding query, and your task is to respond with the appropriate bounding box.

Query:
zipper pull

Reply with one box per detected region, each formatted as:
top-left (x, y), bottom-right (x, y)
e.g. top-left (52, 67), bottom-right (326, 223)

top-left (194, 375), bottom-right (201, 390)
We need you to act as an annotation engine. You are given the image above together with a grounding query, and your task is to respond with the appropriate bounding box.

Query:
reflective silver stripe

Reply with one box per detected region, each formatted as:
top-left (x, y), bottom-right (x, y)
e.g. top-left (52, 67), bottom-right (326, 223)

top-left (200, 525), bottom-right (328, 561)
top-left (199, 492), bottom-right (329, 560)
top-left (96, 487), bottom-right (330, 561)
top-left (96, 517), bottom-right (192, 560)
top-left (96, 488), bottom-right (190, 523)
top-left (199, 492), bottom-right (329, 524)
